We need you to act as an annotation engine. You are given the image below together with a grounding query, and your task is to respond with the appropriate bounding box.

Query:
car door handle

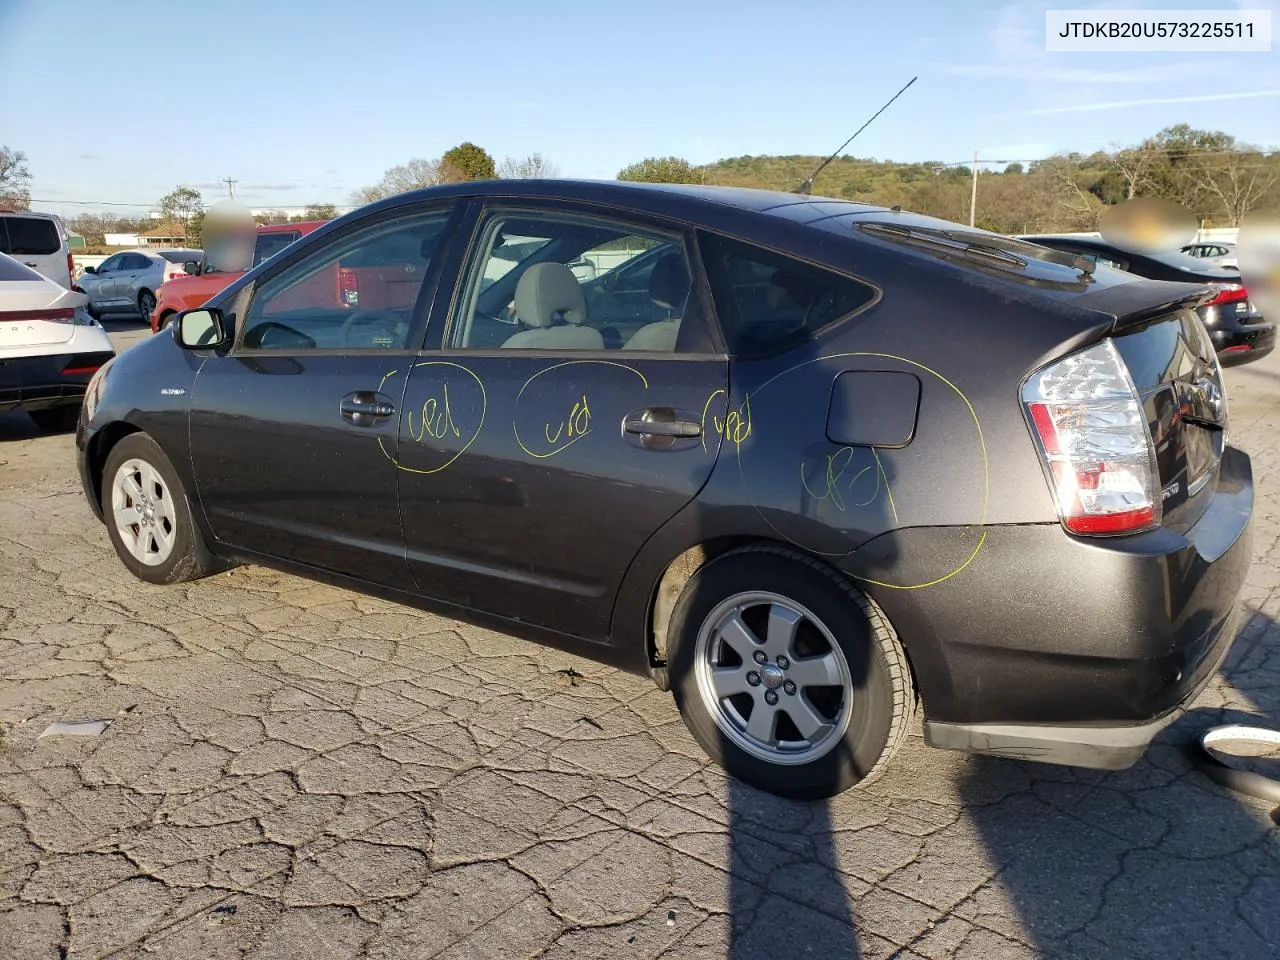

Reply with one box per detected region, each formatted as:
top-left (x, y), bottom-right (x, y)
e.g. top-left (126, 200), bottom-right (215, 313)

top-left (623, 408), bottom-right (702, 438)
top-left (340, 391), bottom-right (396, 426)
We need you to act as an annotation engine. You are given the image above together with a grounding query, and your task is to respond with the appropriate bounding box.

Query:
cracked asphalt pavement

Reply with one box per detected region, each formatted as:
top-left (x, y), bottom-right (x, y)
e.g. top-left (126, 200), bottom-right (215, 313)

top-left (2, 319), bottom-right (1278, 959)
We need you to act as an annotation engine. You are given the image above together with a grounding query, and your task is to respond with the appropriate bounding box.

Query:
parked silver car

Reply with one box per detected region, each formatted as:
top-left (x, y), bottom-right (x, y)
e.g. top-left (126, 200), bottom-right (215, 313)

top-left (1181, 241), bottom-right (1238, 272)
top-left (78, 248), bottom-right (202, 319)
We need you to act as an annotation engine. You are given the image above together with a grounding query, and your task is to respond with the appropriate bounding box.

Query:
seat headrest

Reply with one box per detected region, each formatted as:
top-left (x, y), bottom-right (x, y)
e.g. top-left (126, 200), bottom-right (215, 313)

top-left (514, 262), bottom-right (587, 329)
top-left (649, 252), bottom-right (691, 311)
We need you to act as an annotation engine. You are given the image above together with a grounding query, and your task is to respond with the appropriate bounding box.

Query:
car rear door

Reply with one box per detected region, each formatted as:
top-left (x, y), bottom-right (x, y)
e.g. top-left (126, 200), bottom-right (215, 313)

top-left (187, 202), bottom-right (462, 588)
top-left (395, 201), bottom-right (728, 641)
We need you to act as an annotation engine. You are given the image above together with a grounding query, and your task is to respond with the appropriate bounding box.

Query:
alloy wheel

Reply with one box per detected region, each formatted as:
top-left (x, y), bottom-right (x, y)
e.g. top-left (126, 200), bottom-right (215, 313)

top-left (110, 458), bottom-right (176, 566)
top-left (693, 591), bottom-right (854, 765)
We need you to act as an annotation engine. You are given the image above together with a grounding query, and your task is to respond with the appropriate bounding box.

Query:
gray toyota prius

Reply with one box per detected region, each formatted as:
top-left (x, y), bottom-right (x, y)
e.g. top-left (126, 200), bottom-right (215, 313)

top-left (76, 180), bottom-right (1253, 798)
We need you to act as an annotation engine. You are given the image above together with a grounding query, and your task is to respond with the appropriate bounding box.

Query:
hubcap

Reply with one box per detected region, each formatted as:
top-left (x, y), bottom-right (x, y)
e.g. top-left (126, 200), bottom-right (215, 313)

top-left (693, 591), bottom-right (853, 765)
top-left (110, 458), bottom-right (176, 566)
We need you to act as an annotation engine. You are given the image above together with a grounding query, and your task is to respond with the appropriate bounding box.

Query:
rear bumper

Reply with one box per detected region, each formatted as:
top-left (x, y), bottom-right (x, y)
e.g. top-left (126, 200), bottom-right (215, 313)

top-left (841, 444), bottom-right (1254, 770)
top-left (0, 352), bottom-right (111, 412)
top-left (1213, 322), bottom-right (1275, 368)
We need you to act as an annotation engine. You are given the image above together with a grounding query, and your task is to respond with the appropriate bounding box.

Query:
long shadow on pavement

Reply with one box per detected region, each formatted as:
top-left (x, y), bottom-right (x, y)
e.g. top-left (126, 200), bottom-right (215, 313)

top-left (959, 609), bottom-right (1280, 960)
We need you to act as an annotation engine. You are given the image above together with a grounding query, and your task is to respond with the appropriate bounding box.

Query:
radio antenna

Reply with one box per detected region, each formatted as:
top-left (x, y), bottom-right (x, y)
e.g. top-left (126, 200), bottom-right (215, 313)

top-left (793, 76), bottom-right (919, 195)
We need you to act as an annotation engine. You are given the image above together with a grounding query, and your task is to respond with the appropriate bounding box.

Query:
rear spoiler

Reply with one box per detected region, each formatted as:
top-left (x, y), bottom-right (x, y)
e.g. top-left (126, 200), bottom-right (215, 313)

top-left (1074, 279), bottom-right (1214, 333)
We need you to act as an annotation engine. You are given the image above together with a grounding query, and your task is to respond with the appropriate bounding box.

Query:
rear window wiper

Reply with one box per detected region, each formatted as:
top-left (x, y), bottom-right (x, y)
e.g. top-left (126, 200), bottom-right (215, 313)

top-left (858, 222), bottom-right (1096, 280)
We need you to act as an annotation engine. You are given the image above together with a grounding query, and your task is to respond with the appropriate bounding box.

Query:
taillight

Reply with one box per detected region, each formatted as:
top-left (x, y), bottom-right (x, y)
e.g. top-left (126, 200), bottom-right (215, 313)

top-left (1206, 283), bottom-right (1248, 306)
top-left (338, 267), bottom-right (359, 307)
top-left (2, 308), bottom-right (77, 324)
top-left (1022, 339), bottom-right (1159, 536)
top-left (67, 251), bottom-right (75, 286)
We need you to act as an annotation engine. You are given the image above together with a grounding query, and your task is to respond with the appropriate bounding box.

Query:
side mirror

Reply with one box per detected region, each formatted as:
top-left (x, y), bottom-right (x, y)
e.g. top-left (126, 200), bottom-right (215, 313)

top-left (83, 265), bottom-right (97, 274)
top-left (175, 308), bottom-right (227, 349)
top-left (183, 260), bottom-right (200, 275)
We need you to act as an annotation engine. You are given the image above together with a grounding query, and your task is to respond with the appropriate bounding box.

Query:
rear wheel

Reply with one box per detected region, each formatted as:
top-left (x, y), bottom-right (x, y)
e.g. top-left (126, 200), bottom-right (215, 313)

top-left (157, 311), bottom-right (176, 331)
top-left (669, 547), bottom-right (915, 799)
top-left (28, 405), bottom-right (80, 433)
top-left (137, 290), bottom-right (156, 322)
top-left (101, 432), bottom-right (230, 584)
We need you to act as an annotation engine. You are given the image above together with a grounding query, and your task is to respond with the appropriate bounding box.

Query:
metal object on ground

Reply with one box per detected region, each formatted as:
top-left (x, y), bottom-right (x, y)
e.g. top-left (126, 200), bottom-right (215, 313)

top-left (1189, 724), bottom-right (1280, 821)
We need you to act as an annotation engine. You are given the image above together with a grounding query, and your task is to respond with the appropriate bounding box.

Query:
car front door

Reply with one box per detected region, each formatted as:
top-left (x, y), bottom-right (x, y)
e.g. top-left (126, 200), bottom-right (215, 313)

top-left (187, 202), bottom-right (462, 588)
top-left (117, 253), bottom-right (151, 311)
top-left (85, 254), bottom-right (126, 308)
top-left (395, 202), bottom-right (728, 641)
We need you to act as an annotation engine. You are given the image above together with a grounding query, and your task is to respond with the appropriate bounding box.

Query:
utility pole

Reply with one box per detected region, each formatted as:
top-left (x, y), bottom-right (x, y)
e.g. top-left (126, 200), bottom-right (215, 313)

top-left (969, 151), bottom-right (978, 228)
top-left (222, 177), bottom-right (238, 200)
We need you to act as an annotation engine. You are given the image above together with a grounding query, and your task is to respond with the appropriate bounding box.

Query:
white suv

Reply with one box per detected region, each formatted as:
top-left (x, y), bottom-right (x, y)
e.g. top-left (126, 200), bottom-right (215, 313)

top-left (0, 210), bottom-right (74, 288)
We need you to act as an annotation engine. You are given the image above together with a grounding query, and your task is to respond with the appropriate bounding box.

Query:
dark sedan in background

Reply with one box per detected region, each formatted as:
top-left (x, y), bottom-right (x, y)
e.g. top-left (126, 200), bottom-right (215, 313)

top-left (76, 182), bottom-right (1252, 798)
top-left (1020, 233), bottom-right (1274, 367)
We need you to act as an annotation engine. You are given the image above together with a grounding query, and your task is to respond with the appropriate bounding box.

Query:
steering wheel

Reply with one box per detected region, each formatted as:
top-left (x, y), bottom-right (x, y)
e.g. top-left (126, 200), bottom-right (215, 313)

top-left (340, 309), bottom-right (404, 348)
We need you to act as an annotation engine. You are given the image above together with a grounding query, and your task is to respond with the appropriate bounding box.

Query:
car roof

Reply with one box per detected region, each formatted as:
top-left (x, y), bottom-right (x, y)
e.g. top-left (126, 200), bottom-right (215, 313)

top-left (358, 178), bottom-right (890, 225)
top-left (258, 220), bottom-right (327, 234)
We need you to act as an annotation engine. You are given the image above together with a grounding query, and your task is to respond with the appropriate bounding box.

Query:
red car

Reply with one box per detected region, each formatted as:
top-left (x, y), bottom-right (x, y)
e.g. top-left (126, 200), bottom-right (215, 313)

top-left (151, 221), bottom-right (328, 332)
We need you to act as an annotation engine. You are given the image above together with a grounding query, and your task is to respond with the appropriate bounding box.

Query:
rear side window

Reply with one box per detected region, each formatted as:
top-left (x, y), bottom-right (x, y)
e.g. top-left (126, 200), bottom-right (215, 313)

top-left (0, 216), bottom-right (61, 256)
top-left (698, 233), bottom-right (876, 355)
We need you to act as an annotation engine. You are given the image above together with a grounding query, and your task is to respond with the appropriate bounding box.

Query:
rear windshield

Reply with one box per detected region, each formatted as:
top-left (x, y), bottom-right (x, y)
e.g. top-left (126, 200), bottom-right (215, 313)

top-left (0, 254), bottom-right (46, 282)
top-left (0, 216), bottom-right (62, 256)
top-left (254, 231), bottom-right (301, 266)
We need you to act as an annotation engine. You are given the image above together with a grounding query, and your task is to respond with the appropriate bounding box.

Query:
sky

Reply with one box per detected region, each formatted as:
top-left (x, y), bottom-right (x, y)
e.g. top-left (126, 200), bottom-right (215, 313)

top-left (1, 0), bottom-right (1277, 217)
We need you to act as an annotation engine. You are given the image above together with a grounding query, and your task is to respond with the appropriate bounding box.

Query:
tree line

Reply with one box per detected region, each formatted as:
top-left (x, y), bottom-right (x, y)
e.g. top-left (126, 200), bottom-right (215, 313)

top-left (4, 125), bottom-right (1273, 251)
top-left (617, 125), bottom-right (1279, 233)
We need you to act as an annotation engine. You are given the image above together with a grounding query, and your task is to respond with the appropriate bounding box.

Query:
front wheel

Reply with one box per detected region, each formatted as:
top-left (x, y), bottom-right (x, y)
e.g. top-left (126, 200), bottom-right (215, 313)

top-left (101, 432), bottom-right (231, 584)
top-left (669, 547), bottom-right (915, 799)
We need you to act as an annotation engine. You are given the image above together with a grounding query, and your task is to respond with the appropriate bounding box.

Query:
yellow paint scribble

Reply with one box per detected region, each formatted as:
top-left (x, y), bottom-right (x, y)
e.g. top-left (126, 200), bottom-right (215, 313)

top-left (738, 351), bottom-right (989, 590)
top-left (544, 394), bottom-right (592, 445)
top-left (375, 361), bottom-right (487, 475)
top-left (800, 446), bottom-right (874, 513)
top-left (408, 383), bottom-right (461, 442)
top-left (701, 390), bottom-right (752, 451)
top-left (514, 360), bottom-right (647, 459)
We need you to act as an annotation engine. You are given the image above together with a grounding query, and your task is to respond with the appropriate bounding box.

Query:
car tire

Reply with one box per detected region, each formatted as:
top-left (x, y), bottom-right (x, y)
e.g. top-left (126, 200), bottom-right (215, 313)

top-left (137, 290), bottom-right (156, 322)
top-left (27, 405), bottom-right (80, 433)
top-left (101, 432), bottom-right (229, 585)
top-left (668, 546), bottom-right (915, 799)
top-left (157, 312), bottom-right (175, 332)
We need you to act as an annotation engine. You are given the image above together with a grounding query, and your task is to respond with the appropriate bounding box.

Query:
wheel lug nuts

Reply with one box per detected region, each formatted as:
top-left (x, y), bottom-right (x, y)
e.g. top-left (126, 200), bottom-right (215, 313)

top-left (752, 650), bottom-right (767, 664)
top-left (764, 690), bottom-right (779, 706)
top-left (776, 655), bottom-right (790, 669)
top-left (746, 671), bottom-right (761, 687)
top-left (783, 680), bottom-right (796, 695)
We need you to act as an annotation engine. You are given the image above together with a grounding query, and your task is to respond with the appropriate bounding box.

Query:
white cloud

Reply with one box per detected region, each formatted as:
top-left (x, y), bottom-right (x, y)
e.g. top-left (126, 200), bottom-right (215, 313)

top-left (1020, 89), bottom-right (1280, 115)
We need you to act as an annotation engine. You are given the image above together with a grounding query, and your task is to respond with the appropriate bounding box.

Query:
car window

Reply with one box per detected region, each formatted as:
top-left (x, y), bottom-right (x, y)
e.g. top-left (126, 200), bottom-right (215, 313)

top-left (122, 253), bottom-right (152, 271)
top-left (253, 231), bottom-right (302, 267)
top-left (98, 254), bottom-right (126, 273)
top-left (0, 216), bottom-right (61, 256)
top-left (698, 233), bottom-right (877, 356)
top-left (449, 208), bottom-right (713, 353)
top-left (238, 210), bottom-right (451, 352)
